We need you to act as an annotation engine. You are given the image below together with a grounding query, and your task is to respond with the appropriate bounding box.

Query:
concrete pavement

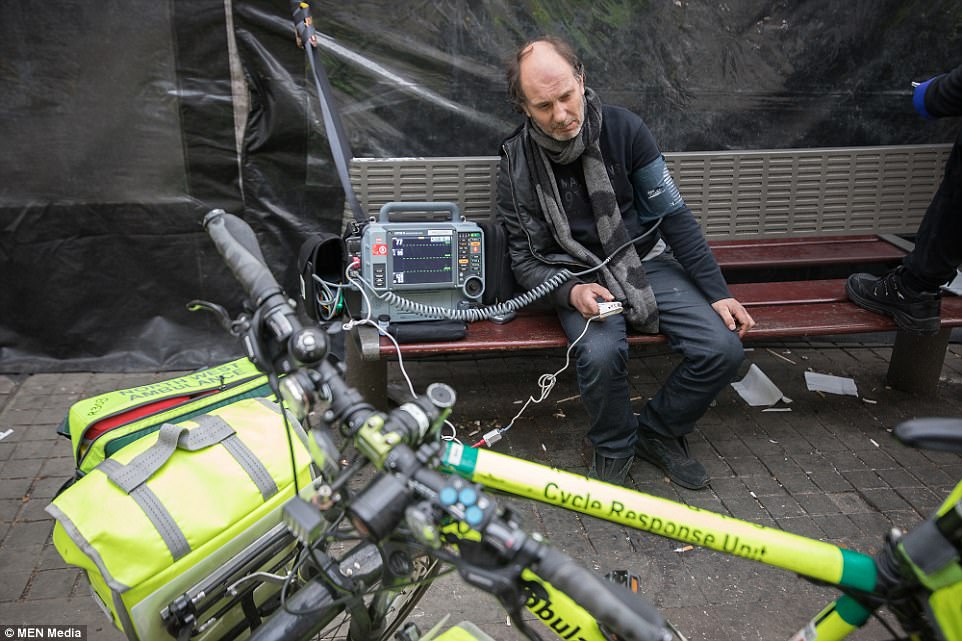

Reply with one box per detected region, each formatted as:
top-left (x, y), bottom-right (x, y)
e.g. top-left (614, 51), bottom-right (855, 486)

top-left (1, 337), bottom-right (961, 640)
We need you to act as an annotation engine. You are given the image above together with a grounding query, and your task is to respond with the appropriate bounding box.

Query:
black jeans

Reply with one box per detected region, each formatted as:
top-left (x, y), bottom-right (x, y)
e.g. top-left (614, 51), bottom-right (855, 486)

top-left (557, 253), bottom-right (744, 458)
top-left (904, 128), bottom-right (962, 291)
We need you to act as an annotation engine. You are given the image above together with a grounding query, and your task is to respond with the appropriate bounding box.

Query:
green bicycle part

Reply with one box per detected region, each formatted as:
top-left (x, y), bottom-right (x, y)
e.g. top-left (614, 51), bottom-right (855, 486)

top-left (937, 480), bottom-right (962, 518)
top-left (792, 597), bottom-right (871, 641)
top-left (442, 443), bottom-right (877, 592)
top-left (355, 414), bottom-right (397, 468)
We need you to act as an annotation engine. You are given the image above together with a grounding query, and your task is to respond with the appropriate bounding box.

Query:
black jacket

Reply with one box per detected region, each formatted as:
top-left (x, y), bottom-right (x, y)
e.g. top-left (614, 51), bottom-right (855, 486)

top-left (922, 64), bottom-right (962, 118)
top-left (495, 105), bottom-right (731, 310)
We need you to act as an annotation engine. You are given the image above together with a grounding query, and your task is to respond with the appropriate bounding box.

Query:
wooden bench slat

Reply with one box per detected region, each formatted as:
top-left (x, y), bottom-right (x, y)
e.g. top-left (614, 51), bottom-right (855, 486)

top-left (734, 303), bottom-right (911, 338)
top-left (708, 235), bottom-right (898, 248)
top-left (736, 295), bottom-right (961, 337)
top-left (709, 235), bottom-right (905, 269)
top-left (376, 291), bottom-right (962, 357)
top-left (729, 279), bottom-right (847, 305)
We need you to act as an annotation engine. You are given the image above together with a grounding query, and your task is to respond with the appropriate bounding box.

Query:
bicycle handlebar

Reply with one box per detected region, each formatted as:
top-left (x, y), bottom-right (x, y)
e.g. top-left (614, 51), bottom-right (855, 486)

top-left (202, 209), bottom-right (671, 641)
top-left (536, 546), bottom-right (670, 641)
top-left (204, 210), bottom-right (284, 307)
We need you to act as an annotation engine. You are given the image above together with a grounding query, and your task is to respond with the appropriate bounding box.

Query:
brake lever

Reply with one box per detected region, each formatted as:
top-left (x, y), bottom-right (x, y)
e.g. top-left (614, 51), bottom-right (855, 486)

top-left (186, 299), bottom-right (250, 336)
top-left (454, 555), bottom-right (544, 641)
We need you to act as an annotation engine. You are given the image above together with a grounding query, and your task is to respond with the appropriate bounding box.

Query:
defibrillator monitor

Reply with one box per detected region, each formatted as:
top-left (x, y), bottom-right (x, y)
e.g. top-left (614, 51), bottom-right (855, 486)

top-left (354, 202), bottom-right (485, 321)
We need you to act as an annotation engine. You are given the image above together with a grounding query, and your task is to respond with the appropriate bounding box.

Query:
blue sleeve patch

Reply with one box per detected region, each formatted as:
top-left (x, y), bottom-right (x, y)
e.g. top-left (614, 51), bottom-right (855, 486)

top-left (913, 76), bottom-right (936, 120)
top-left (631, 155), bottom-right (684, 222)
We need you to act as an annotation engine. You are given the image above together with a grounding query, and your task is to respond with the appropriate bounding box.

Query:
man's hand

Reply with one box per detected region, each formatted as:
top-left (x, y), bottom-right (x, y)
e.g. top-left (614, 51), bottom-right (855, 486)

top-left (570, 283), bottom-right (614, 318)
top-left (711, 297), bottom-right (755, 338)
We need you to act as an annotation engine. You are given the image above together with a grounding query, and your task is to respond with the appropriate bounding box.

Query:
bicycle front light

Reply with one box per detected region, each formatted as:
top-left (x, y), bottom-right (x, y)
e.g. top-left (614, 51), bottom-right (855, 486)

top-left (348, 474), bottom-right (412, 540)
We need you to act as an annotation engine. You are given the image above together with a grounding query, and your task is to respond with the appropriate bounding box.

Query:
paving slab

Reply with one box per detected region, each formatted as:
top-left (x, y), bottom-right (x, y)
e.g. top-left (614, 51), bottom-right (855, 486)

top-left (0, 340), bottom-right (959, 640)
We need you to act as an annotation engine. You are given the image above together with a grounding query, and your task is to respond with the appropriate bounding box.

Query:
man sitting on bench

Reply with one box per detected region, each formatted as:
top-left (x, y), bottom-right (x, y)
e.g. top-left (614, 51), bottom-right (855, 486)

top-left (496, 36), bottom-right (754, 489)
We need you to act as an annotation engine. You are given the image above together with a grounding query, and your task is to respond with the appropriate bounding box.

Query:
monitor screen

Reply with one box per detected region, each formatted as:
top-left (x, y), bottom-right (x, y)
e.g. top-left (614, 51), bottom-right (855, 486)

top-left (389, 230), bottom-right (455, 286)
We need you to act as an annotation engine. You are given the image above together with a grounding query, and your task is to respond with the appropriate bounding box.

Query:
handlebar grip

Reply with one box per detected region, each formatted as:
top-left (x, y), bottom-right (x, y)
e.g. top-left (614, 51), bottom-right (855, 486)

top-left (535, 545), bottom-right (670, 641)
top-left (204, 210), bottom-right (284, 306)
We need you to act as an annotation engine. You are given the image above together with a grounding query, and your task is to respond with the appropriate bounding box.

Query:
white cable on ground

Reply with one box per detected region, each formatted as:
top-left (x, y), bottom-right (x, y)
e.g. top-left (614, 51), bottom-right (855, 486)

top-left (473, 314), bottom-right (601, 448)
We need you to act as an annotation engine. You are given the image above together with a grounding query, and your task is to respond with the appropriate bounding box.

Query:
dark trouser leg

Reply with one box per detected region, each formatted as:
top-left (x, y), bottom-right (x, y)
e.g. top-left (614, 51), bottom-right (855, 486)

top-left (557, 307), bottom-right (636, 458)
top-left (635, 253), bottom-right (745, 439)
top-left (903, 130), bottom-right (962, 291)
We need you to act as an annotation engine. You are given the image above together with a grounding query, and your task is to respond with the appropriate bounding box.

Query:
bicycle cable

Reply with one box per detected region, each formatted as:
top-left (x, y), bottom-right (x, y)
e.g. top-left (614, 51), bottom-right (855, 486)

top-left (280, 518), bottom-right (371, 617)
top-left (870, 613), bottom-right (909, 641)
top-left (280, 541), bottom-right (452, 618)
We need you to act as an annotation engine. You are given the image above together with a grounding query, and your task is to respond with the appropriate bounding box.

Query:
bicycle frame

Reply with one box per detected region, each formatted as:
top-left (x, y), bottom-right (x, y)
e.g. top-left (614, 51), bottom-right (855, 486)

top-left (441, 441), bottom-right (938, 641)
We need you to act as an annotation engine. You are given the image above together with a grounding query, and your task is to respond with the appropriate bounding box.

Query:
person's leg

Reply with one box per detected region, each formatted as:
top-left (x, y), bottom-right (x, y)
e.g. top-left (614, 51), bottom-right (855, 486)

top-left (556, 306), bottom-right (636, 484)
top-left (633, 253), bottom-right (744, 488)
top-left (635, 254), bottom-right (744, 437)
top-left (903, 131), bottom-right (962, 290)
top-left (847, 131), bottom-right (962, 334)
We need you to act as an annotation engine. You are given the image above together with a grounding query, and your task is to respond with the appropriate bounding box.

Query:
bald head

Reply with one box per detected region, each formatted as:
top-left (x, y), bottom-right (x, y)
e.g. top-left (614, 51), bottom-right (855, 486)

top-left (507, 38), bottom-right (586, 141)
top-left (506, 37), bottom-right (585, 112)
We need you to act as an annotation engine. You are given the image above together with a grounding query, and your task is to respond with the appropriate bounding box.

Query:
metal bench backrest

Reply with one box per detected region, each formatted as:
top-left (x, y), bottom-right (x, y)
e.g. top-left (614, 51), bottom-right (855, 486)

top-left (346, 144), bottom-right (950, 239)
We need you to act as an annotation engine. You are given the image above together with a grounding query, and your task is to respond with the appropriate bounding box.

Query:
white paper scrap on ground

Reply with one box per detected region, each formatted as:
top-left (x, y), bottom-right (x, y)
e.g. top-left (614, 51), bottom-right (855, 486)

top-left (942, 269), bottom-right (962, 296)
top-left (731, 363), bottom-right (792, 407)
top-left (805, 371), bottom-right (859, 397)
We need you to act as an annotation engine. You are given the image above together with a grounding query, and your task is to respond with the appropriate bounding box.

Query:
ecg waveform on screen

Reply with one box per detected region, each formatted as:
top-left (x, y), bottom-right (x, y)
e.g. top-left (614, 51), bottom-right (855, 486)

top-left (390, 235), bottom-right (453, 285)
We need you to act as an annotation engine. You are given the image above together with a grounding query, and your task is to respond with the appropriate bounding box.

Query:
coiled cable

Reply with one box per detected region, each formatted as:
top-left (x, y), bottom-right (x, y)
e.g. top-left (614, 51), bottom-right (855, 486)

top-left (349, 217), bottom-right (664, 323)
top-left (367, 269), bottom-right (574, 322)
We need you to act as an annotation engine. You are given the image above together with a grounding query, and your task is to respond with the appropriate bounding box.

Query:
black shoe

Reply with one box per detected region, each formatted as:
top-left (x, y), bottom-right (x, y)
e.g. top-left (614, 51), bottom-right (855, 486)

top-left (587, 451), bottom-right (634, 486)
top-left (634, 432), bottom-right (710, 490)
top-left (846, 268), bottom-right (941, 336)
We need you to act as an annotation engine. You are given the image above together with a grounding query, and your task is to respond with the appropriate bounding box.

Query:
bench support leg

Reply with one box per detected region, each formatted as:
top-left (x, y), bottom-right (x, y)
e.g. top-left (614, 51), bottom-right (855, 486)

top-left (344, 330), bottom-right (388, 409)
top-left (886, 327), bottom-right (951, 395)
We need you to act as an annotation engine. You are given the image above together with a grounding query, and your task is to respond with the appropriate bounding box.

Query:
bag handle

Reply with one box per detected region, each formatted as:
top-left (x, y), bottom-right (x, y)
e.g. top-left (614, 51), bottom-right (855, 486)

top-left (98, 415), bottom-right (279, 501)
top-left (93, 415), bottom-right (281, 562)
top-left (99, 419), bottom-right (235, 494)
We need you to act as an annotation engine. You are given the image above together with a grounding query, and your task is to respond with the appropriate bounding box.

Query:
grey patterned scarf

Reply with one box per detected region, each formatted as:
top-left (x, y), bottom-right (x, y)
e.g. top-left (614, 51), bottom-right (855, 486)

top-left (524, 87), bottom-right (658, 332)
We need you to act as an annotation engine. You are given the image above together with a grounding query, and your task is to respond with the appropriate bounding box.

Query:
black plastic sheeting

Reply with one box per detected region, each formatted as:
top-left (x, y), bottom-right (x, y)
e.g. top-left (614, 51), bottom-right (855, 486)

top-left (2, 1), bottom-right (961, 372)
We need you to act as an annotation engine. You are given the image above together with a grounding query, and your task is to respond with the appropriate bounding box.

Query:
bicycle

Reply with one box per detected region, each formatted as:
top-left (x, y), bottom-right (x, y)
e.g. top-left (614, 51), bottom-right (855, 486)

top-left (171, 209), bottom-right (673, 641)
top-left (177, 209), bottom-right (961, 641)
